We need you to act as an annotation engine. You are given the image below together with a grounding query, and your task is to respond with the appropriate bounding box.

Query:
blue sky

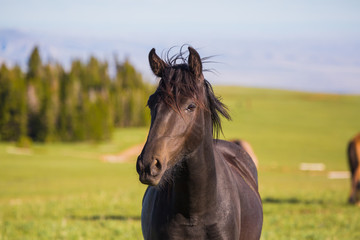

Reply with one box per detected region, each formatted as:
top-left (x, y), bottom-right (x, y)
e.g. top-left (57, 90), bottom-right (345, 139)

top-left (1, 0), bottom-right (360, 93)
top-left (2, 0), bottom-right (359, 40)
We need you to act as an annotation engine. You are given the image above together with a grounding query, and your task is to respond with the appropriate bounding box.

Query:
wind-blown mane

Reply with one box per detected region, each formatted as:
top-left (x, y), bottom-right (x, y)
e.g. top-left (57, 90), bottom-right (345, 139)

top-left (147, 48), bottom-right (231, 138)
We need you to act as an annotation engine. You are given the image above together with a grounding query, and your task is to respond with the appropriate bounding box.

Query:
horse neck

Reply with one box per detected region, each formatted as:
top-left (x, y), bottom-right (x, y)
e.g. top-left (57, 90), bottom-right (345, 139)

top-left (172, 115), bottom-right (218, 218)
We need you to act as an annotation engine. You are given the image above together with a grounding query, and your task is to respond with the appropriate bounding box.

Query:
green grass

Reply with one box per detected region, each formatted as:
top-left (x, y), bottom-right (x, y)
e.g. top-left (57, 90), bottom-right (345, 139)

top-left (1, 86), bottom-right (360, 239)
top-left (0, 128), bottom-right (148, 240)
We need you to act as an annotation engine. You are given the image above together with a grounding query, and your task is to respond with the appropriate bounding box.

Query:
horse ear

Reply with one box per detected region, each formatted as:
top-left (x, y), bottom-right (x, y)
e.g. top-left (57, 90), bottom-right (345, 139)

top-left (149, 48), bottom-right (167, 77)
top-left (188, 47), bottom-right (203, 79)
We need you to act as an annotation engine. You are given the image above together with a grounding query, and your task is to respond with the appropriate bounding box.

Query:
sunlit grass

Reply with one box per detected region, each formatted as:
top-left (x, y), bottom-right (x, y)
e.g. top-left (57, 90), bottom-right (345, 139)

top-left (1, 87), bottom-right (360, 239)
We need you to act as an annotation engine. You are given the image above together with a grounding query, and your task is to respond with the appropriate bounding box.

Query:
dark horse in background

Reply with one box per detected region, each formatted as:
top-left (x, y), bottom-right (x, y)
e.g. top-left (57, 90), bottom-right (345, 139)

top-left (136, 47), bottom-right (263, 239)
top-left (348, 133), bottom-right (360, 204)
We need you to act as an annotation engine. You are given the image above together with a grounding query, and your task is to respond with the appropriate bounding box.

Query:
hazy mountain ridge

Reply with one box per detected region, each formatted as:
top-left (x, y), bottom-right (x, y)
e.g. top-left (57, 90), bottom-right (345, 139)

top-left (0, 29), bottom-right (151, 77)
top-left (1, 29), bottom-right (359, 94)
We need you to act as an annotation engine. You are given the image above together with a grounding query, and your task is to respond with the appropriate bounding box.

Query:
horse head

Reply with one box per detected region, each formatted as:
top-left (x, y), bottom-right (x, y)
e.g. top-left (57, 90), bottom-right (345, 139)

top-left (136, 47), bottom-right (211, 186)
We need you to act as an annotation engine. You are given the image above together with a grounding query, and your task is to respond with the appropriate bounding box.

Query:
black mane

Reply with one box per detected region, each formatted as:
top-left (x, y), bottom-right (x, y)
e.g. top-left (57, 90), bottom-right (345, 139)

top-left (148, 48), bottom-right (231, 138)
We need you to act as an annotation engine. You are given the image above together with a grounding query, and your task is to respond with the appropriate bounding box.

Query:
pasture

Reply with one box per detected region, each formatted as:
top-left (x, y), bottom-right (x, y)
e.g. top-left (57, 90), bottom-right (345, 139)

top-left (1, 86), bottom-right (360, 239)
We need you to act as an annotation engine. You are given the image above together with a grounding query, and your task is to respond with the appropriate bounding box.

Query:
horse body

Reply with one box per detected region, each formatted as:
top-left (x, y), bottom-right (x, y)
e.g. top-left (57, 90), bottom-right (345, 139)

top-left (141, 140), bottom-right (262, 239)
top-left (137, 46), bottom-right (263, 239)
top-left (348, 133), bottom-right (360, 204)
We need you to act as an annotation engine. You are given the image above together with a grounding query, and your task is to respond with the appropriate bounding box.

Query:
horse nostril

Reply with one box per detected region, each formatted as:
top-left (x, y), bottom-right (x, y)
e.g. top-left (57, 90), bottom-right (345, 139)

top-left (155, 159), bottom-right (162, 170)
top-left (150, 159), bottom-right (162, 176)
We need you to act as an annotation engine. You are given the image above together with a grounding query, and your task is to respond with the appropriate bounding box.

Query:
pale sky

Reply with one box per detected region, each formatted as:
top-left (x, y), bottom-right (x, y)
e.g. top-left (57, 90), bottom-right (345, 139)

top-left (2, 0), bottom-right (359, 40)
top-left (1, 0), bottom-right (360, 93)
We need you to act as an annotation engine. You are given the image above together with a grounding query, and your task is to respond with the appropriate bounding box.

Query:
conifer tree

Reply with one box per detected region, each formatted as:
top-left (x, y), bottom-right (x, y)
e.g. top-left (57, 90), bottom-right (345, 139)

top-left (1, 47), bottom-right (150, 143)
top-left (26, 46), bottom-right (46, 141)
top-left (0, 64), bottom-right (27, 141)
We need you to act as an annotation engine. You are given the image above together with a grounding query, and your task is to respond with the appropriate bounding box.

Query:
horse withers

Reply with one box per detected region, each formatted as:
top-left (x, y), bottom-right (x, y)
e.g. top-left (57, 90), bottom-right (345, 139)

top-left (136, 47), bottom-right (263, 239)
top-left (348, 133), bottom-right (360, 204)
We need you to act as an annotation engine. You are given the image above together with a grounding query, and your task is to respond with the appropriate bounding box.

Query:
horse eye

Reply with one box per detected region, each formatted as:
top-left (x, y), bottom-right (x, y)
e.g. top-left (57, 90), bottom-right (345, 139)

top-left (186, 103), bottom-right (196, 112)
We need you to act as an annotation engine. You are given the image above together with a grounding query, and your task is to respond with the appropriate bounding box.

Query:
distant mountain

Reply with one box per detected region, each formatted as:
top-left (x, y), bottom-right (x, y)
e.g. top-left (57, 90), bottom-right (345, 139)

top-left (0, 29), bottom-right (153, 78)
top-left (0, 29), bottom-right (38, 68)
top-left (1, 29), bottom-right (359, 94)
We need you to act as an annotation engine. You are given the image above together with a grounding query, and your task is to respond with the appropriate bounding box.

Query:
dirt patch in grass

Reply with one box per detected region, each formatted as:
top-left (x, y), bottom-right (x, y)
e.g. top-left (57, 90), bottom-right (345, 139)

top-left (101, 144), bottom-right (144, 163)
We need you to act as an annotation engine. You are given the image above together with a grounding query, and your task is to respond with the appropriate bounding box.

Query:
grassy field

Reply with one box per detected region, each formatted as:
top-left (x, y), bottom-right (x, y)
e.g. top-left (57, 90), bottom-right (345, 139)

top-left (1, 86), bottom-right (360, 239)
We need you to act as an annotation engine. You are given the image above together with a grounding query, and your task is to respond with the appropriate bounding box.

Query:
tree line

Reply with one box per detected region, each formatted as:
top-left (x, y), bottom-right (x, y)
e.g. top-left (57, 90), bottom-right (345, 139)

top-left (0, 47), bottom-right (152, 145)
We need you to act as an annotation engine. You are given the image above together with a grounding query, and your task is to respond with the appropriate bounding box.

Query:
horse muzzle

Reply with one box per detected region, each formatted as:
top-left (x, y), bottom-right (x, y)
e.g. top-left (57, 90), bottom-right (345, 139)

top-left (136, 155), bottom-right (165, 186)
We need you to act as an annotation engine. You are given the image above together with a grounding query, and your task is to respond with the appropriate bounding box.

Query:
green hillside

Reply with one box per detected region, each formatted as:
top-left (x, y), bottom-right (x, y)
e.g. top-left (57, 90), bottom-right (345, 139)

top-left (218, 86), bottom-right (359, 169)
top-left (1, 86), bottom-right (360, 239)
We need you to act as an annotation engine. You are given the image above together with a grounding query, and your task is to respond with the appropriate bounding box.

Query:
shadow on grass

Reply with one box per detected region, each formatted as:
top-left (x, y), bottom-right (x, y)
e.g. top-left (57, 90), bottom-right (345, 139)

top-left (70, 215), bottom-right (141, 221)
top-left (262, 197), bottom-right (325, 205)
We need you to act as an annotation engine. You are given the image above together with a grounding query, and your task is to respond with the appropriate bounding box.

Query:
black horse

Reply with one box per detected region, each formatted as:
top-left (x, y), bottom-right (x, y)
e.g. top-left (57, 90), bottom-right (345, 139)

top-left (136, 47), bottom-right (263, 239)
top-left (348, 133), bottom-right (360, 204)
